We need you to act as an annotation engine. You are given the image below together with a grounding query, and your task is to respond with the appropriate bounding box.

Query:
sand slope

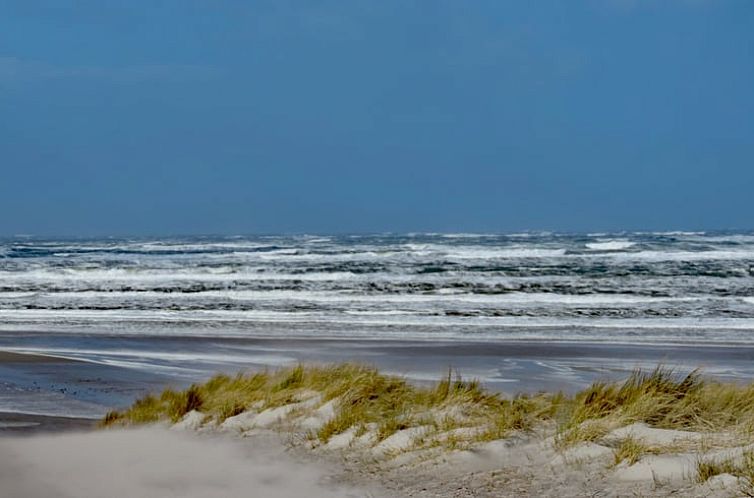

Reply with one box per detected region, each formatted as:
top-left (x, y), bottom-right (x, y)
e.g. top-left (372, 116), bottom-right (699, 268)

top-left (0, 427), bottom-right (382, 498)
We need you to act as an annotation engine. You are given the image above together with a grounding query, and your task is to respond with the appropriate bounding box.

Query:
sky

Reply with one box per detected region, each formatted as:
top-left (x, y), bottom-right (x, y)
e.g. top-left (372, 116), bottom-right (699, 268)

top-left (1, 1), bottom-right (753, 236)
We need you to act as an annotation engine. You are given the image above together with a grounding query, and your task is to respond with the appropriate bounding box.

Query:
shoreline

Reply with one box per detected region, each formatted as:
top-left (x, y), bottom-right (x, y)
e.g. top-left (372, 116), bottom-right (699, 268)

top-left (5, 338), bottom-right (754, 372)
top-left (3, 337), bottom-right (754, 425)
top-left (0, 411), bottom-right (95, 435)
top-left (0, 350), bottom-right (84, 364)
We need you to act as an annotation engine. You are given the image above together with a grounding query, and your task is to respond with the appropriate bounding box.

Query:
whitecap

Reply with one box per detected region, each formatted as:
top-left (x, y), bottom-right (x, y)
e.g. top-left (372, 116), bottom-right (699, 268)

top-left (444, 246), bottom-right (566, 259)
top-left (585, 240), bottom-right (636, 251)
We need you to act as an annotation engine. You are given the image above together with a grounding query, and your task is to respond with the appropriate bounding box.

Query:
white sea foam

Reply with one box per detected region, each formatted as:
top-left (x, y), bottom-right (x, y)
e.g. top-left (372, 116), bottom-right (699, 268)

top-left (443, 247), bottom-right (567, 259)
top-left (1, 346), bottom-right (298, 367)
top-left (641, 231), bottom-right (707, 236)
top-left (399, 243), bottom-right (568, 259)
top-left (438, 233), bottom-right (495, 239)
top-left (690, 234), bottom-right (754, 243)
top-left (0, 268), bottom-right (359, 283)
top-left (604, 249), bottom-right (754, 262)
top-left (0, 289), bottom-right (703, 308)
top-left (0, 292), bottom-right (37, 299)
top-left (2, 233), bottom-right (754, 353)
top-left (1, 309), bottom-right (753, 333)
top-left (585, 240), bottom-right (636, 251)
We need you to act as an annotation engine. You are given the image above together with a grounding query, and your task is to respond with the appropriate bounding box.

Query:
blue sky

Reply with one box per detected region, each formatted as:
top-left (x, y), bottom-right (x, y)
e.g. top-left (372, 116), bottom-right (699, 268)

top-left (1, 1), bottom-right (753, 235)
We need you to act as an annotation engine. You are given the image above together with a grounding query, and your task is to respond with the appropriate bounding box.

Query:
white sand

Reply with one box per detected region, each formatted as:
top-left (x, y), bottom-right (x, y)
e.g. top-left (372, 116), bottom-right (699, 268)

top-left (0, 427), bottom-right (381, 498)
top-left (4, 395), bottom-right (751, 497)
top-left (605, 422), bottom-right (703, 445)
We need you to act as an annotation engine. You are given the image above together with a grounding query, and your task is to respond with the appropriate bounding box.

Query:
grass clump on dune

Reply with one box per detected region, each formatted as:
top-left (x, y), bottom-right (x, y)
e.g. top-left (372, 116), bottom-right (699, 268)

top-left (696, 450), bottom-right (754, 495)
top-left (318, 367), bottom-right (558, 444)
top-left (612, 436), bottom-right (648, 466)
top-left (103, 363), bottom-right (754, 455)
top-left (103, 363), bottom-right (401, 428)
top-left (567, 367), bottom-right (704, 429)
top-left (103, 364), bottom-right (349, 427)
top-left (102, 363), bottom-right (561, 445)
top-left (558, 366), bottom-right (754, 448)
top-left (697, 455), bottom-right (741, 482)
top-left (570, 368), bottom-right (753, 429)
top-left (102, 384), bottom-right (205, 425)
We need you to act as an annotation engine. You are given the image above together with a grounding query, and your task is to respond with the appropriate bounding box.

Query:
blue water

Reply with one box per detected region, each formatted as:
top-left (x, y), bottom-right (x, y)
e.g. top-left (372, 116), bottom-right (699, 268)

top-left (1, 231), bottom-right (753, 343)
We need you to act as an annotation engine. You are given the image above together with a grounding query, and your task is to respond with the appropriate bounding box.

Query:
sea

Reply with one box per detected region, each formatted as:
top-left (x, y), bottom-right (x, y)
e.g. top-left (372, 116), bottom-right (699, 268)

top-left (1, 231), bottom-right (754, 418)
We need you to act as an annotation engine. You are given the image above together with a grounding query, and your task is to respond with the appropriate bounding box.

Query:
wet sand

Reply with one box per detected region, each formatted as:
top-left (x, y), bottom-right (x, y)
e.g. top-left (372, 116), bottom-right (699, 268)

top-left (0, 412), bottom-right (95, 435)
top-left (0, 355), bottom-right (95, 433)
top-left (0, 351), bottom-right (80, 364)
top-left (0, 348), bottom-right (174, 421)
top-left (256, 338), bottom-right (754, 392)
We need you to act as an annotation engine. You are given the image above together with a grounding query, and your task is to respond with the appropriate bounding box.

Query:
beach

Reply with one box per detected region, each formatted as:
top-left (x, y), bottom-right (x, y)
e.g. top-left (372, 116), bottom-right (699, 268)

top-left (1, 233), bottom-right (754, 496)
top-left (2, 233), bottom-right (754, 417)
top-left (4, 339), bottom-right (754, 497)
top-left (0, 427), bottom-right (387, 498)
top-left (4, 363), bottom-right (750, 498)
top-left (3, 339), bottom-right (754, 422)
top-left (0, 411), bottom-right (93, 434)
top-left (3, 0), bottom-right (752, 493)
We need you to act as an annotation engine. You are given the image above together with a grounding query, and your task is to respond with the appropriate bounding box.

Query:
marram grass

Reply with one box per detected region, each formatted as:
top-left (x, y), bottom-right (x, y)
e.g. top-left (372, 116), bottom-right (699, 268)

top-left (612, 436), bottom-right (648, 466)
top-left (564, 367), bottom-right (754, 434)
top-left (101, 363), bottom-right (558, 442)
top-left (695, 450), bottom-right (754, 495)
top-left (102, 364), bottom-right (754, 450)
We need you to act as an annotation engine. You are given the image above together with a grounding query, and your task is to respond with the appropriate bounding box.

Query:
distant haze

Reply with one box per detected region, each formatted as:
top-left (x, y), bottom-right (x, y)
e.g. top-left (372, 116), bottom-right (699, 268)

top-left (1, 1), bottom-right (753, 236)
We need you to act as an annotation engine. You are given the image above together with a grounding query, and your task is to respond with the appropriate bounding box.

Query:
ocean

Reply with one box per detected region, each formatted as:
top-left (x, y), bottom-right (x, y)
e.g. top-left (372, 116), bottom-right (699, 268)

top-left (1, 231), bottom-right (754, 417)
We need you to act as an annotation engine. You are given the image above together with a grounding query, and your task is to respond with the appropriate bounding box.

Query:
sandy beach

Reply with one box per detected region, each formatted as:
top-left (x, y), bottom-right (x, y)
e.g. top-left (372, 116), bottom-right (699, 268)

top-left (0, 424), bottom-right (738, 498)
top-left (0, 427), bottom-right (387, 498)
top-left (3, 0), bottom-right (752, 493)
top-left (1, 240), bottom-right (753, 498)
top-left (4, 363), bottom-right (751, 498)
top-left (4, 346), bottom-right (754, 496)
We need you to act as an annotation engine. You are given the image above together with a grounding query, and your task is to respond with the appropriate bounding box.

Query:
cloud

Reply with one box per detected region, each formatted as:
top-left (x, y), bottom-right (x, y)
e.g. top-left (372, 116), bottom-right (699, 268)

top-left (0, 57), bottom-right (219, 84)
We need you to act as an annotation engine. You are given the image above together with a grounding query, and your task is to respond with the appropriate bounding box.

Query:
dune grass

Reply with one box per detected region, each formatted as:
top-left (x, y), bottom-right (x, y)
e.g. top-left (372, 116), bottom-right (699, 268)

top-left (612, 436), bottom-right (648, 466)
top-left (696, 450), bottom-right (754, 495)
top-left (102, 364), bottom-right (559, 445)
top-left (103, 363), bottom-right (754, 455)
top-left (558, 367), bottom-right (754, 447)
top-left (697, 455), bottom-right (741, 482)
top-left (555, 419), bottom-right (611, 449)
